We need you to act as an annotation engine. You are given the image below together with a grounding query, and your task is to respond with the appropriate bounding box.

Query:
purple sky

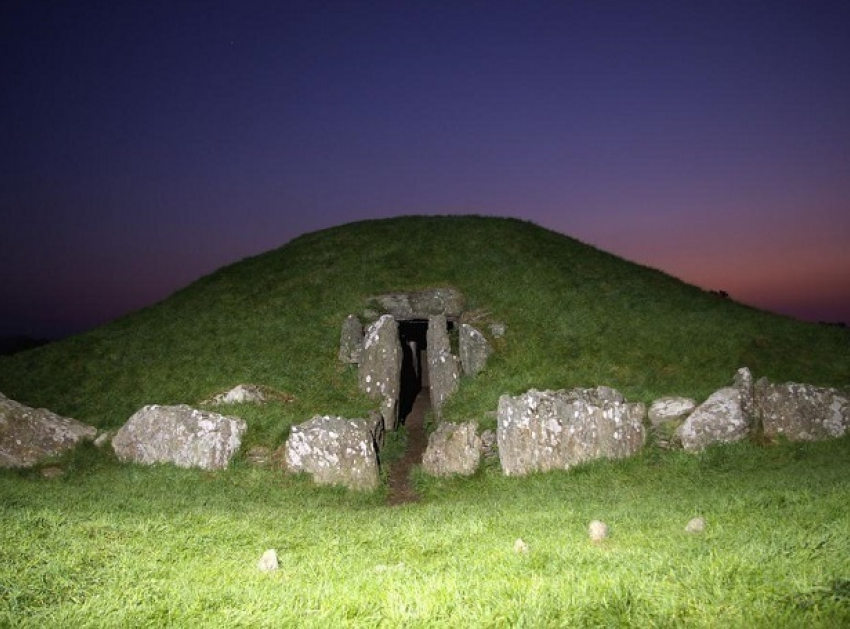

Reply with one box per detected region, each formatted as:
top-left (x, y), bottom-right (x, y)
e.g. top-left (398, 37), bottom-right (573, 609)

top-left (2, 0), bottom-right (849, 338)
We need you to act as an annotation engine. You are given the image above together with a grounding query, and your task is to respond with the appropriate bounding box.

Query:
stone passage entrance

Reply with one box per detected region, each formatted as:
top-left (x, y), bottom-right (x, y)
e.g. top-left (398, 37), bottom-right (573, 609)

top-left (338, 287), bottom-right (496, 499)
top-left (398, 319), bottom-right (428, 422)
top-left (341, 287), bottom-right (496, 430)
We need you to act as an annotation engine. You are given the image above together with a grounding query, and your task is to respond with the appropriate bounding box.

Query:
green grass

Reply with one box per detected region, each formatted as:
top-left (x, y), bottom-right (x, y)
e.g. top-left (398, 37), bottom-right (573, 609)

top-left (1, 215), bottom-right (849, 626)
top-left (1, 437), bottom-right (849, 627)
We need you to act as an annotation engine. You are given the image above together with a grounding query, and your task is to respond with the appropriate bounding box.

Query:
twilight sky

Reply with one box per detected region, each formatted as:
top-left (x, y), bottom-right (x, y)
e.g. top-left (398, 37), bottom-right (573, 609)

top-left (2, 0), bottom-right (849, 339)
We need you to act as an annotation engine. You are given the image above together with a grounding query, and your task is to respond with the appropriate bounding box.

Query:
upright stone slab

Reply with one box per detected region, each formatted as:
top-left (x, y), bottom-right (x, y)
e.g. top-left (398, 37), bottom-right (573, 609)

top-left (427, 314), bottom-right (460, 420)
top-left (339, 314), bottom-right (363, 363)
top-left (497, 387), bottom-right (646, 476)
top-left (358, 315), bottom-right (401, 430)
top-left (734, 366), bottom-right (755, 421)
top-left (459, 323), bottom-right (492, 376)
top-left (112, 405), bottom-right (246, 470)
top-left (421, 421), bottom-right (482, 477)
top-left (0, 392), bottom-right (97, 468)
top-left (755, 378), bottom-right (849, 441)
top-left (283, 415), bottom-right (379, 491)
top-left (675, 388), bottom-right (749, 451)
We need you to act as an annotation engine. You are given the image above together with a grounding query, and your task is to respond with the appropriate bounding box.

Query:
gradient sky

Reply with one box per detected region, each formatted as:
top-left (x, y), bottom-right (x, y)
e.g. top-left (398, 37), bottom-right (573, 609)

top-left (2, 0), bottom-right (849, 339)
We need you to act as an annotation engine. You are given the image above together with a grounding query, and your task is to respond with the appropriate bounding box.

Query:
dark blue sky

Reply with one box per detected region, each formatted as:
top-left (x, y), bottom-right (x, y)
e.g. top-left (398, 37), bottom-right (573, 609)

top-left (2, 0), bottom-right (849, 338)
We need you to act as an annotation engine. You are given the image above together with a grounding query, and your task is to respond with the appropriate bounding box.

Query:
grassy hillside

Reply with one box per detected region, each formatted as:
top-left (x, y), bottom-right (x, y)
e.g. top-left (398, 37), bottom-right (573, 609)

top-left (1, 215), bottom-right (848, 444)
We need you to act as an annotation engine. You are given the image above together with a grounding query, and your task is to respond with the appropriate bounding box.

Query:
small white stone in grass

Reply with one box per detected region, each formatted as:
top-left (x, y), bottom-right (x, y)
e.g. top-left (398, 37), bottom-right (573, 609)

top-left (685, 517), bottom-right (707, 534)
top-left (513, 538), bottom-right (529, 554)
top-left (588, 520), bottom-right (609, 542)
top-left (258, 549), bottom-right (279, 572)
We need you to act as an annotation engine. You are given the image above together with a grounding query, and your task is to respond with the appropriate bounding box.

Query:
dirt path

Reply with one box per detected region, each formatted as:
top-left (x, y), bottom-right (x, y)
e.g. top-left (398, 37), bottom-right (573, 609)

top-left (387, 387), bottom-right (430, 506)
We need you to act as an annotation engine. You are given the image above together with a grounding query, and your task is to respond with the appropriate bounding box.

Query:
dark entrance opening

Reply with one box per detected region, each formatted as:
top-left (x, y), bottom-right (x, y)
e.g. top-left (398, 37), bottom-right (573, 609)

top-left (398, 319), bottom-right (428, 422)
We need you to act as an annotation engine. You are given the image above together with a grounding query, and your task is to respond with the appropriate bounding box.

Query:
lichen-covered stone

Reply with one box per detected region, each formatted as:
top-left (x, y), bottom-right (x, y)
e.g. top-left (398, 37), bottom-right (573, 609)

top-left (459, 323), bottom-right (492, 376)
top-left (283, 415), bottom-right (379, 491)
top-left (371, 287), bottom-right (464, 320)
top-left (422, 421), bottom-right (482, 476)
top-left (0, 392), bottom-right (97, 468)
top-left (497, 387), bottom-right (646, 476)
top-left (112, 405), bottom-right (246, 470)
top-left (202, 384), bottom-right (294, 406)
top-left (358, 315), bottom-right (401, 430)
top-left (648, 396), bottom-right (696, 449)
top-left (648, 397), bottom-right (697, 426)
top-left (676, 388), bottom-right (749, 451)
top-left (427, 315), bottom-right (460, 419)
top-left (756, 379), bottom-right (849, 441)
top-left (735, 366), bottom-right (755, 420)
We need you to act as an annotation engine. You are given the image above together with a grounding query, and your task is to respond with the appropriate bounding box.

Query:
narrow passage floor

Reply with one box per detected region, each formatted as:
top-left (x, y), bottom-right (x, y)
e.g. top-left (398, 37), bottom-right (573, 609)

top-left (387, 387), bottom-right (430, 505)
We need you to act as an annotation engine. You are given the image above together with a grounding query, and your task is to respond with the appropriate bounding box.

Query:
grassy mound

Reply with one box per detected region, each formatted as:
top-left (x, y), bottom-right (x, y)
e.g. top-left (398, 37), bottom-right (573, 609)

top-left (1, 215), bottom-right (848, 445)
top-left (2, 215), bottom-right (849, 626)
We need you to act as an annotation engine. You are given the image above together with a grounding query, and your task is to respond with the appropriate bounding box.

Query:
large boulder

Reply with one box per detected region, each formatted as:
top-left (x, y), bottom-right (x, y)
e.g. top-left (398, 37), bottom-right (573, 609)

top-left (756, 379), bottom-right (849, 441)
top-left (648, 396), bottom-right (696, 449)
top-left (459, 323), bottom-right (492, 376)
top-left (427, 315), bottom-right (460, 419)
top-left (371, 287), bottom-right (464, 320)
top-left (112, 405), bottom-right (246, 470)
top-left (421, 421), bottom-right (482, 477)
top-left (358, 315), bottom-right (401, 430)
top-left (0, 392), bottom-right (97, 468)
top-left (676, 388), bottom-right (750, 451)
top-left (283, 415), bottom-right (379, 491)
top-left (497, 387), bottom-right (646, 476)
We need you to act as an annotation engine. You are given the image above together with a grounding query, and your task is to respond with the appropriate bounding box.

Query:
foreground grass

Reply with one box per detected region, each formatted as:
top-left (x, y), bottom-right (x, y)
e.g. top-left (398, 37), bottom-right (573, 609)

top-left (2, 438), bottom-right (848, 627)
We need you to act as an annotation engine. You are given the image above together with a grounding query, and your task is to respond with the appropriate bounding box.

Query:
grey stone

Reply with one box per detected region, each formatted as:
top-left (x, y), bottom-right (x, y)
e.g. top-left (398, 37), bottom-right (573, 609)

top-left (459, 323), bottom-right (492, 376)
top-left (204, 384), bottom-right (268, 405)
top-left (93, 431), bottom-right (112, 448)
top-left (0, 392), bottom-right (97, 468)
top-left (648, 396), bottom-right (697, 449)
top-left (735, 367), bottom-right (755, 421)
top-left (258, 549), bottom-right (279, 572)
top-left (339, 314), bottom-right (363, 363)
top-left (371, 287), bottom-right (464, 320)
top-left (367, 410), bottom-right (385, 449)
top-left (756, 378), bottom-right (849, 441)
top-left (589, 520), bottom-right (609, 542)
top-left (685, 517), bottom-right (707, 534)
top-left (497, 387), bottom-right (646, 476)
top-left (202, 384), bottom-right (294, 406)
top-left (283, 415), bottom-right (379, 491)
top-left (427, 315), bottom-right (460, 419)
top-left (112, 405), bottom-right (246, 470)
top-left (358, 315), bottom-right (401, 430)
top-left (676, 387), bottom-right (750, 451)
top-left (421, 421), bottom-right (482, 477)
top-left (648, 397), bottom-right (697, 426)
